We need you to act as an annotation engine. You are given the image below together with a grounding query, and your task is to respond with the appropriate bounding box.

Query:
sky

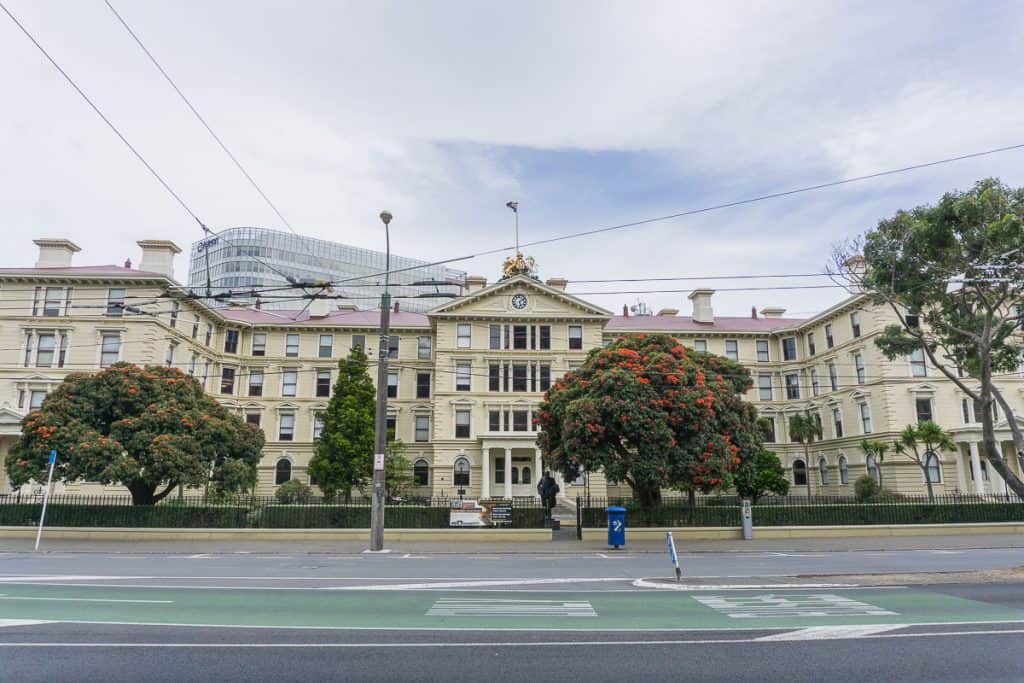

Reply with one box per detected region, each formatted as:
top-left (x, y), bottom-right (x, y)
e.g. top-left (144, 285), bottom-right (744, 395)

top-left (3, 0), bottom-right (1024, 318)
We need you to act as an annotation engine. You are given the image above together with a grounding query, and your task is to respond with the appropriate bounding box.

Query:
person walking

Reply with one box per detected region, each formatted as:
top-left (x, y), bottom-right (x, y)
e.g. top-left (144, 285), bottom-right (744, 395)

top-left (540, 471), bottom-right (560, 525)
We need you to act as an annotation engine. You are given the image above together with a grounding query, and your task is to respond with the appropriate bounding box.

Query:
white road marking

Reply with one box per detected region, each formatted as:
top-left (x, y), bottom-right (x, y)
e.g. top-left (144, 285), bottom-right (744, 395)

top-left (693, 594), bottom-right (897, 619)
top-left (0, 619), bottom-right (53, 628)
top-left (333, 578), bottom-right (629, 591)
top-left (632, 579), bottom-right (856, 591)
top-left (756, 624), bottom-right (907, 640)
top-left (427, 598), bottom-right (597, 617)
top-left (184, 554), bottom-right (212, 559)
top-left (0, 595), bottom-right (173, 604)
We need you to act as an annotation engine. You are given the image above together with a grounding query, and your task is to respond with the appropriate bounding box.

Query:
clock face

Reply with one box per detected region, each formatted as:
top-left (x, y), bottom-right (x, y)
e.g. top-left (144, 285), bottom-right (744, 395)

top-left (511, 293), bottom-right (528, 310)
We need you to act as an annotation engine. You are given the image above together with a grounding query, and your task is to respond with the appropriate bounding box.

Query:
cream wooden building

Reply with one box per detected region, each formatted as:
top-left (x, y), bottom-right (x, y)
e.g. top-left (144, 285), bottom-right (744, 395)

top-left (1, 237), bottom-right (1022, 500)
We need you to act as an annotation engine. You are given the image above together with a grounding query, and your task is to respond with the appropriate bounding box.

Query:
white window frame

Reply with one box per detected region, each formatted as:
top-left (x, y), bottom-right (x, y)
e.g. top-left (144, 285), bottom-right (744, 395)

top-left (415, 415), bottom-right (430, 443)
top-left (909, 348), bottom-right (927, 377)
top-left (455, 361), bottom-right (471, 391)
top-left (456, 324), bottom-right (472, 349)
top-left (281, 369), bottom-right (298, 397)
top-left (693, 339), bottom-right (707, 353)
top-left (318, 334), bottom-right (333, 358)
top-left (756, 339), bottom-right (770, 362)
top-left (854, 353), bottom-right (866, 385)
top-left (838, 454), bottom-right (849, 485)
top-left (859, 402), bottom-right (873, 434)
top-left (758, 374), bottom-right (773, 401)
top-left (285, 333), bottom-right (300, 357)
top-left (725, 339), bottom-right (738, 361)
top-left (251, 333), bottom-right (267, 356)
top-left (810, 369), bottom-right (820, 396)
top-left (418, 336), bottom-right (432, 359)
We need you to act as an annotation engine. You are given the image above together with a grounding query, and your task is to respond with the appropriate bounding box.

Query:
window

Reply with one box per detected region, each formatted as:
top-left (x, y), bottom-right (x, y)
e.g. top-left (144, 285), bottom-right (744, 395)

top-left (756, 340), bottom-right (770, 362)
top-left (854, 353), bottom-right (866, 385)
top-left (351, 334), bottom-right (366, 352)
top-left (318, 334), bottom-right (333, 358)
top-left (224, 329), bottom-right (239, 354)
top-left (489, 363), bottom-right (500, 391)
top-left (850, 311), bottom-right (861, 338)
top-left (23, 332), bottom-right (33, 368)
top-left (455, 410), bottom-right (471, 438)
top-left (169, 301), bottom-right (179, 328)
top-left (512, 364), bottom-right (527, 391)
top-left (275, 459), bottom-right (292, 484)
top-left (513, 325), bottom-right (528, 350)
top-left (413, 459), bottom-right (429, 486)
top-left (489, 410), bottom-right (501, 432)
top-left (539, 326), bottom-right (551, 350)
top-left (106, 288), bottom-right (126, 316)
top-left (489, 324), bottom-right (501, 350)
top-left (819, 458), bottom-right (829, 485)
top-left (29, 390), bottom-right (46, 411)
top-left (915, 398), bottom-right (933, 423)
top-left (188, 352), bottom-right (197, 376)
top-left (307, 412), bottom-right (323, 439)
top-left (246, 412), bottom-right (261, 427)
top-left (909, 348), bottom-right (927, 377)
top-left (57, 332), bottom-right (68, 368)
top-left (418, 336), bottom-right (432, 359)
top-left (387, 372), bottom-right (398, 399)
top-left (282, 369), bottom-right (298, 397)
top-left (165, 341), bottom-right (177, 367)
top-left (758, 375), bottom-right (773, 401)
top-left (285, 334), bottom-right (299, 357)
top-left (825, 324), bottom-right (834, 348)
top-left (568, 326), bottom-right (583, 350)
top-left (807, 332), bottom-right (816, 356)
top-left (962, 398), bottom-right (979, 424)
top-left (248, 369), bottom-right (264, 397)
top-left (278, 414), bottom-right (295, 441)
top-left (761, 417), bottom-right (776, 443)
top-left (191, 316), bottom-right (199, 339)
top-left (859, 403), bottom-right (873, 434)
top-left (31, 287), bottom-right (42, 316)
top-left (522, 466), bottom-right (532, 485)
top-left (782, 337), bottom-right (797, 361)
top-left (457, 324), bottom-right (472, 349)
top-left (866, 455), bottom-right (879, 483)
top-left (725, 339), bottom-right (738, 361)
top-left (416, 373), bottom-right (431, 399)
top-left (453, 457), bottom-right (471, 486)
top-left (456, 361), bottom-right (471, 391)
top-left (36, 333), bottom-right (55, 367)
top-left (792, 459), bottom-right (807, 486)
top-left (388, 335), bottom-right (399, 359)
top-left (828, 362), bottom-right (838, 391)
top-left (43, 287), bottom-right (63, 317)
top-left (539, 364), bottom-right (551, 392)
top-left (220, 368), bottom-right (236, 395)
top-left (925, 452), bottom-right (942, 484)
top-left (694, 339), bottom-right (707, 353)
top-left (252, 333), bottom-right (267, 356)
top-left (838, 455), bottom-right (849, 485)
top-left (316, 370), bottom-right (331, 397)
top-left (784, 373), bottom-right (800, 399)
top-left (513, 411), bottom-right (529, 432)
top-left (205, 324), bottom-right (213, 346)
top-left (415, 416), bottom-right (430, 442)
top-left (386, 416), bottom-right (396, 441)
top-left (832, 408), bottom-right (844, 438)
top-left (810, 369), bottom-right (820, 397)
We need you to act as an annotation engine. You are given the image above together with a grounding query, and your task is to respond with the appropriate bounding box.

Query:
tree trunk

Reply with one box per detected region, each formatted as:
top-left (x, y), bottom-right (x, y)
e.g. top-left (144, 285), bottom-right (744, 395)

top-left (804, 444), bottom-right (812, 500)
top-left (922, 464), bottom-right (934, 502)
top-left (128, 482), bottom-right (157, 505)
top-left (981, 362), bottom-right (1024, 499)
top-left (633, 484), bottom-right (662, 508)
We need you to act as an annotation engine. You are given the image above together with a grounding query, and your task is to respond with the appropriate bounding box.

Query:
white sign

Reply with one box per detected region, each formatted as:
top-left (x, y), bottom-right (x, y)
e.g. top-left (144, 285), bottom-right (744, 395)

top-left (374, 453), bottom-right (385, 471)
top-left (694, 593), bottom-right (897, 619)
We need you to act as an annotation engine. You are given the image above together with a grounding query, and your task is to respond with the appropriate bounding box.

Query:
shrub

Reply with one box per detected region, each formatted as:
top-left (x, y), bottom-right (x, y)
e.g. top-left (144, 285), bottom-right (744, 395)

top-left (275, 480), bottom-right (314, 504)
top-left (854, 475), bottom-right (880, 502)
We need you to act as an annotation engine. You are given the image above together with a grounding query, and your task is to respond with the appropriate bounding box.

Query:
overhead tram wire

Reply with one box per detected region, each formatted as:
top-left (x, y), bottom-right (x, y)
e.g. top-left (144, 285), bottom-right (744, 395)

top-left (103, 0), bottom-right (297, 235)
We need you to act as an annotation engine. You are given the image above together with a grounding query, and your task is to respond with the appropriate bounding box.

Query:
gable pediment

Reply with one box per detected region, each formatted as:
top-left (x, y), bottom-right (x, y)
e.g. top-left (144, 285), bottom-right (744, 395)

top-left (428, 275), bottom-right (612, 320)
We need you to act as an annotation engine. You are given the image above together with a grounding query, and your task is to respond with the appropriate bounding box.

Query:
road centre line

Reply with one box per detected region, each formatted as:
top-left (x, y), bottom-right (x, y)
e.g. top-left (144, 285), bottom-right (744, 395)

top-left (0, 595), bottom-right (173, 604)
top-left (331, 578), bottom-right (630, 590)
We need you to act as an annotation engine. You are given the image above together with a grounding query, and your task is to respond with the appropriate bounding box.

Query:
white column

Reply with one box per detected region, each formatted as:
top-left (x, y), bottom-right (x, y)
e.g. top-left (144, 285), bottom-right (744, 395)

top-left (481, 449), bottom-right (490, 499)
top-left (954, 443), bottom-right (967, 493)
top-left (969, 441), bottom-right (984, 495)
top-left (535, 449), bottom-right (542, 498)
top-left (504, 449), bottom-right (513, 499)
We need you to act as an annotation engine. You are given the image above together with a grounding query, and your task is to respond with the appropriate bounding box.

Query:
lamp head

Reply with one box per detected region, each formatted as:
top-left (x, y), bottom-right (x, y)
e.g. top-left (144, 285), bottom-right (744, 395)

top-left (379, 211), bottom-right (393, 226)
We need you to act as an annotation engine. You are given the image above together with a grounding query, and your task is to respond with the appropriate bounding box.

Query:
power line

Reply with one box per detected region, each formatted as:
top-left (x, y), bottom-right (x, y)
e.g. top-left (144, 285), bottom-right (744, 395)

top-left (103, 0), bottom-right (297, 235)
top-left (0, 0), bottom-right (207, 231)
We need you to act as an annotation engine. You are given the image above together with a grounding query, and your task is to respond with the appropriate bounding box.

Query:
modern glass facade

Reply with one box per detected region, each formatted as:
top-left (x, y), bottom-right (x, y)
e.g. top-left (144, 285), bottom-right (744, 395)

top-left (186, 227), bottom-right (465, 312)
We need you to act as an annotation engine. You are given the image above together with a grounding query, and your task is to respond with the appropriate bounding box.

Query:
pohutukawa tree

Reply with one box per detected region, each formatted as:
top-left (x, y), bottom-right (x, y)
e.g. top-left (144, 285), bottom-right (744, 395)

top-left (831, 178), bottom-right (1024, 499)
top-left (535, 334), bottom-right (764, 506)
top-left (7, 363), bottom-right (264, 505)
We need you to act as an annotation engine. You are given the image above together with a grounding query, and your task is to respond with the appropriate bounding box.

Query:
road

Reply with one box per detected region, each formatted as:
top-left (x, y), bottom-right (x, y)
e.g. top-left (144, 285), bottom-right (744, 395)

top-left (2, 546), bottom-right (1024, 681)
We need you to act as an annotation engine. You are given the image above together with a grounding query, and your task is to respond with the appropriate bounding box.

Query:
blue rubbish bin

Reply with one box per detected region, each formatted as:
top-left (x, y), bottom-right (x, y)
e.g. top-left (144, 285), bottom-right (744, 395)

top-left (606, 506), bottom-right (626, 548)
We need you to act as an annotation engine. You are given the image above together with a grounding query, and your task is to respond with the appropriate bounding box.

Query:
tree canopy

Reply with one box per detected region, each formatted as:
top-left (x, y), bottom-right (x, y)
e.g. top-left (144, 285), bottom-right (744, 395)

top-left (893, 420), bottom-right (955, 501)
top-left (733, 449), bottom-right (790, 503)
top-left (308, 347), bottom-right (376, 502)
top-left (832, 178), bottom-right (1024, 497)
top-left (6, 363), bottom-right (264, 505)
top-left (535, 334), bottom-right (764, 506)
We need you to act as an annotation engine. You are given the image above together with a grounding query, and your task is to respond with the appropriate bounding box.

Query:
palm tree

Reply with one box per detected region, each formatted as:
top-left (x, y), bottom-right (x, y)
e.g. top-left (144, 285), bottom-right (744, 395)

top-left (893, 421), bottom-right (955, 502)
top-left (860, 439), bottom-right (890, 489)
top-left (789, 412), bottom-right (823, 499)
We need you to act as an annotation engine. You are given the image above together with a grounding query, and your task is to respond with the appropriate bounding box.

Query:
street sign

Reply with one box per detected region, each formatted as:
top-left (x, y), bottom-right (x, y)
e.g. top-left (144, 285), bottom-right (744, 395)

top-left (373, 453), bottom-right (385, 471)
top-left (666, 531), bottom-right (681, 581)
top-left (35, 449), bottom-right (58, 551)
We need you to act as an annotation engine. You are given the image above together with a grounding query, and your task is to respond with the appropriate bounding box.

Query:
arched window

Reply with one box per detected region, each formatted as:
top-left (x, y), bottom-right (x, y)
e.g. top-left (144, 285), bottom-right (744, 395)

top-left (925, 452), bottom-right (942, 484)
top-left (453, 457), bottom-right (471, 486)
top-left (866, 455), bottom-right (879, 483)
top-left (511, 467), bottom-right (519, 484)
top-left (275, 459), bottom-right (292, 485)
top-left (522, 466), bottom-right (532, 485)
top-left (792, 459), bottom-right (807, 486)
top-left (818, 457), bottom-right (829, 486)
top-left (413, 459), bottom-right (429, 487)
top-left (838, 455), bottom-right (849, 485)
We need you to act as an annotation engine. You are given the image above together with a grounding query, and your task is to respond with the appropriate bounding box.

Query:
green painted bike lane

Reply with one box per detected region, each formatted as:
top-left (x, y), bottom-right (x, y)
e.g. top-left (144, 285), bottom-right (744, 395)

top-left (0, 583), bottom-right (1022, 630)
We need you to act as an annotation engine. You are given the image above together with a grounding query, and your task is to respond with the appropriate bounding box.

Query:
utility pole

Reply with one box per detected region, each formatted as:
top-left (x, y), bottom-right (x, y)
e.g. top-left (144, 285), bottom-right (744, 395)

top-left (369, 210), bottom-right (392, 551)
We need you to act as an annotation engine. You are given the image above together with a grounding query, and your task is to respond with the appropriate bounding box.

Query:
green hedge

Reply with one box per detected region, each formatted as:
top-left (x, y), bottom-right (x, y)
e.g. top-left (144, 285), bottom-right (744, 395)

top-left (752, 502), bottom-right (1024, 526)
top-left (0, 504), bottom-right (250, 528)
top-left (253, 505), bottom-right (451, 529)
top-left (582, 504), bottom-right (741, 528)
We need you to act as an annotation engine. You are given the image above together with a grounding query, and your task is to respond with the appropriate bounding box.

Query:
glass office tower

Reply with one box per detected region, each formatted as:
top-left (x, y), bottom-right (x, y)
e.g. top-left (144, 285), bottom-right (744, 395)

top-left (186, 227), bottom-right (465, 312)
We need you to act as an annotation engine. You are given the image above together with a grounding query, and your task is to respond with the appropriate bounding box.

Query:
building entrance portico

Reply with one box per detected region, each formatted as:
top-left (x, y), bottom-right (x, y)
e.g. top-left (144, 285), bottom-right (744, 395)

top-left (480, 438), bottom-right (542, 499)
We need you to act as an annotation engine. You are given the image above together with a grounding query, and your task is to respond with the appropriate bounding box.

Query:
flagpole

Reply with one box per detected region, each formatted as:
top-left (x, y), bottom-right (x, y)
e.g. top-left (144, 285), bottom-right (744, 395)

top-left (34, 449), bottom-right (57, 551)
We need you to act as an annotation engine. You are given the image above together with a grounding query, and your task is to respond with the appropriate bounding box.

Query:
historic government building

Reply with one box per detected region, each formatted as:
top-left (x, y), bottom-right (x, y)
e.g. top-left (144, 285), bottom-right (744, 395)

top-left (1, 237), bottom-right (1022, 500)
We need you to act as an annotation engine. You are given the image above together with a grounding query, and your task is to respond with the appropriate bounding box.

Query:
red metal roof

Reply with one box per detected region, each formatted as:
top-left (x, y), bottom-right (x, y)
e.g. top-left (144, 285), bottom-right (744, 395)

top-left (607, 314), bottom-right (804, 332)
top-left (0, 265), bottom-right (168, 277)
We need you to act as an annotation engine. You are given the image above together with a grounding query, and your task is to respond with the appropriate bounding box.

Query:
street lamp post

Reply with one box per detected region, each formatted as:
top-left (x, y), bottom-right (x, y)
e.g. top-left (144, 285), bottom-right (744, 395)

top-left (369, 210), bottom-right (392, 551)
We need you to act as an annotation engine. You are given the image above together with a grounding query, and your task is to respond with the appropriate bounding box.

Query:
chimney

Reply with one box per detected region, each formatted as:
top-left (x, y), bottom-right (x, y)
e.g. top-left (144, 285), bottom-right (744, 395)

top-left (464, 275), bottom-right (487, 294)
top-left (255, 297), bottom-right (262, 310)
top-left (308, 297), bottom-right (331, 318)
top-left (33, 238), bottom-right (81, 268)
top-left (393, 301), bottom-right (400, 313)
top-left (124, 258), bottom-right (132, 269)
top-left (657, 308), bottom-right (679, 317)
top-left (337, 302), bottom-right (359, 312)
top-left (136, 240), bottom-right (181, 279)
top-left (688, 288), bottom-right (715, 324)
top-left (545, 277), bottom-right (567, 292)
top-left (760, 306), bottom-right (787, 318)
top-left (751, 306), bottom-right (758, 319)
top-left (622, 304), bottom-right (629, 317)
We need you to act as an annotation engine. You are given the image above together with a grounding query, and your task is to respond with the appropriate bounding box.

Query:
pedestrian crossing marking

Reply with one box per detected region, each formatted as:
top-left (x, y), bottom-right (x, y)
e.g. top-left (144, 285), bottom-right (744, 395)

top-left (427, 598), bottom-right (597, 617)
top-left (694, 593), bottom-right (898, 619)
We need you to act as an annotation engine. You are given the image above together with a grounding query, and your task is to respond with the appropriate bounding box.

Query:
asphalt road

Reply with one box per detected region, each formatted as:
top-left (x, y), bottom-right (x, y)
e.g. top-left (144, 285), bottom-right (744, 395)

top-left (2, 547), bottom-right (1023, 682)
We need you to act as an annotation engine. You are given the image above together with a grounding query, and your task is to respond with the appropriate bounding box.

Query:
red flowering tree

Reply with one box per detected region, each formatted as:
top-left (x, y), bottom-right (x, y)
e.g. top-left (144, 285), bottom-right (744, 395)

top-left (535, 334), bottom-right (763, 506)
top-left (6, 363), bottom-right (264, 505)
